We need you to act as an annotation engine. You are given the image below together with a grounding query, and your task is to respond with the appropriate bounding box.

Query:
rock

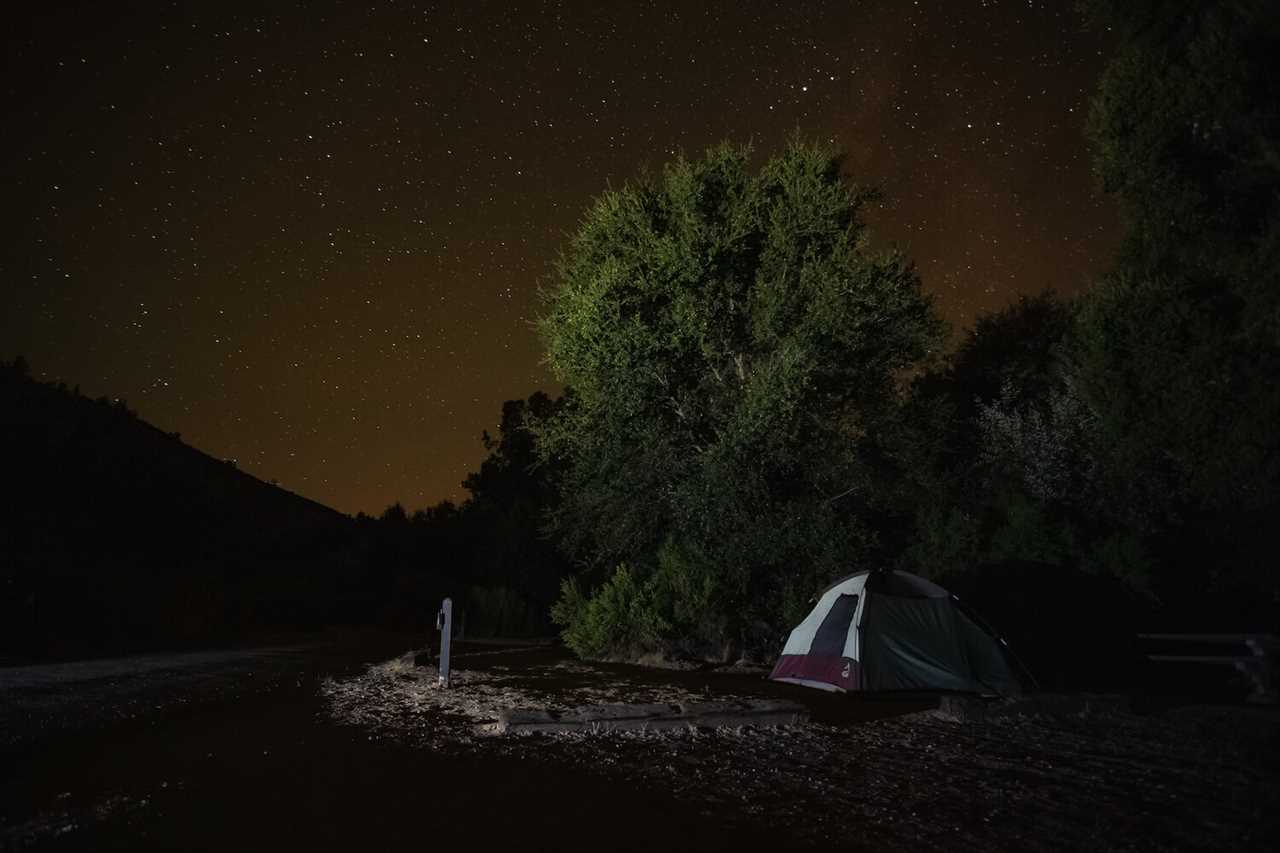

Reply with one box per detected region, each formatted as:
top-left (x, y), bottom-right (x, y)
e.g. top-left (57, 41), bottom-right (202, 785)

top-left (936, 694), bottom-right (990, 722)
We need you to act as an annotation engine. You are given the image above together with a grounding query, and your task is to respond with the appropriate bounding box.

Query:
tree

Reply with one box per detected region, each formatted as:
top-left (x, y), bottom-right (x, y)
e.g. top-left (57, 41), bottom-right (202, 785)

top-left (462, 392), bottom-right (561, 514)
top-left (1072, 0), bottom-right (1280, 613)
top-left (380, 502), bottom-right (409, 526)
top-left (536, 138), bottom-right (943, 657)
top-left (946, 292), bottom-right (1075, 419)
top-left (1083, 0), bottom-right (1279, 280)
top-left (460, 391), bottom-right (570, 633)
top-left (900, 292), bottom-right (1089, 578)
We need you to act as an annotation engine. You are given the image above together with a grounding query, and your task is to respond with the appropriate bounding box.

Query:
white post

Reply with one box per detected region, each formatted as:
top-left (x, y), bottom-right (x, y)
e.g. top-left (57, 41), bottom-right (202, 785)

top-left (436, 597), bottom-right (452, 688)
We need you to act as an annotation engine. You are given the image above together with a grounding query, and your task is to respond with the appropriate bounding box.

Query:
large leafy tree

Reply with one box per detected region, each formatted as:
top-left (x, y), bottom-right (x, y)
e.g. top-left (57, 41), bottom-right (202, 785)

top-left (1073, 0), bottom-right (1280, 610)
top-left (535, 139), bottom-right (942, 656)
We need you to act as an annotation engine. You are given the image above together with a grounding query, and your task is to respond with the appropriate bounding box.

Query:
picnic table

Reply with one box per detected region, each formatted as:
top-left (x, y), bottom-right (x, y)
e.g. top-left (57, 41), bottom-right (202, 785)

top-left (1139, 633), bottom-right (1278, 703)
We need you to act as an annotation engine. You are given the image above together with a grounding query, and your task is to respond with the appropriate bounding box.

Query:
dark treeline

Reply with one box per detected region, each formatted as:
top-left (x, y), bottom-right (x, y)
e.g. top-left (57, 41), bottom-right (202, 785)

top-left (0, 360), bottom-right (567, 662)
top-left (358, 391), bottom-right (570, 639)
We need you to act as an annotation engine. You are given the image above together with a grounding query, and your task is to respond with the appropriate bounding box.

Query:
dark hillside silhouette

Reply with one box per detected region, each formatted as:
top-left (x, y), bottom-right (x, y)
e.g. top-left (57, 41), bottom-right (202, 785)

top-left (0, 358), bottom-right (361, 661)
top-left (0, 358), bottom-right (570, 662)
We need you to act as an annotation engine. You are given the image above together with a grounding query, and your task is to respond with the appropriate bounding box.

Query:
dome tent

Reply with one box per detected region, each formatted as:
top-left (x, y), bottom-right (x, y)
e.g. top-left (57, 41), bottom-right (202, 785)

top-left (770, 569), bottom-right (1022, 695)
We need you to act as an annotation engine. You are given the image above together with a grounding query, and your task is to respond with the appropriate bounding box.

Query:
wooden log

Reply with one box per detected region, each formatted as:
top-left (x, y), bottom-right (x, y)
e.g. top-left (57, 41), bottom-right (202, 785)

top-left (495, 700), bottom-right (808, 734)
top-left (560, 703), bottom-right (678, 723)
top-left (497, 709), bottom-right (557, 729)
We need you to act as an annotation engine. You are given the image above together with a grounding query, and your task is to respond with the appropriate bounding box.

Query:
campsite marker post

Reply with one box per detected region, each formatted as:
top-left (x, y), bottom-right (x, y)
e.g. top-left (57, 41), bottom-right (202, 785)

top-left (436, 597), bottom-right (452, 688)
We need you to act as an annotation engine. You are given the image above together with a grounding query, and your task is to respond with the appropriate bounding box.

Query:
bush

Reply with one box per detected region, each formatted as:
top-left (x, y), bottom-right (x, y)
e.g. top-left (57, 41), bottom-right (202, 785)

top-left (550, 565), bottom-right (667, 659)
top-left (646, 539), bottom-right (741, 659)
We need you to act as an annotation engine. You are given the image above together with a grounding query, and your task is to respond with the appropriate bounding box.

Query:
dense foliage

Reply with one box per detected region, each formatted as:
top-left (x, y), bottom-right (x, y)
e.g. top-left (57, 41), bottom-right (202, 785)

top-left (536, 138), bottom-right (943, 658)
top-left (903, 0), bottom-right (1280, 625)
top-left (1072, 0), bottom-right (1279, 608)
top-left (536, 1), bottom-right (1279, 661)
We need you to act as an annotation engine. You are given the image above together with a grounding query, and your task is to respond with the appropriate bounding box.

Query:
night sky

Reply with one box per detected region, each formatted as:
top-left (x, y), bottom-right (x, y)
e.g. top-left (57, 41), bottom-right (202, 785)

top-left (2, 1), bottom-right (1117, 516)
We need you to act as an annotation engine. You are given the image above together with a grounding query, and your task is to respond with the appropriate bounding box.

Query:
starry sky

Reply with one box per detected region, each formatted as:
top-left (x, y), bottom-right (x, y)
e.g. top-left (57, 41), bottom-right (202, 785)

top-left (2, 0), bottom-right (1118, 516)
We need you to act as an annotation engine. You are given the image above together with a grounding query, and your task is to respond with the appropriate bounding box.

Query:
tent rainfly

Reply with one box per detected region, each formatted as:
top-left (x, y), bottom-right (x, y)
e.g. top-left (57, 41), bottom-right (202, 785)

top-left (770, 569), bottom-right (1021, 695)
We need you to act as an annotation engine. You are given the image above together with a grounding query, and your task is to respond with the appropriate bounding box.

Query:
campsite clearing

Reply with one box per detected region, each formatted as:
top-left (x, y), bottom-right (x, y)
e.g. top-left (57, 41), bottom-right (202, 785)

top-left (2, 635), bottom-right (1277, 851)
top-left (324, 644), bottom-right (1279, 852)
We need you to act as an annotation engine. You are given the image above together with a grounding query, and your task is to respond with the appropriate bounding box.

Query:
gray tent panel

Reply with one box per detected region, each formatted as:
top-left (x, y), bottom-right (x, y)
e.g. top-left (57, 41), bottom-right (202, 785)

top-left (953, 606), bottom-right (1021, 695)
top-left (811, 594), bottom-right (859, 657)
top-left (861, 595), bottom-right (1017, 693)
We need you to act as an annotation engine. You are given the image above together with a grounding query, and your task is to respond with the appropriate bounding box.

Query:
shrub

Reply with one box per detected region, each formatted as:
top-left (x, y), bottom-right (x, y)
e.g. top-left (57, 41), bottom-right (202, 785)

top-left (550, 565), bottom-right (667, 659)
top-left (646, 538), bottom-right (739, 659)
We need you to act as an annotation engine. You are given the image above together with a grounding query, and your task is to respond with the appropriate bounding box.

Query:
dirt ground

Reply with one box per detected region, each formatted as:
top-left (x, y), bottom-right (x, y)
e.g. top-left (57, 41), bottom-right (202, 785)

top-left (2, 635), bottom-right (1277, 851)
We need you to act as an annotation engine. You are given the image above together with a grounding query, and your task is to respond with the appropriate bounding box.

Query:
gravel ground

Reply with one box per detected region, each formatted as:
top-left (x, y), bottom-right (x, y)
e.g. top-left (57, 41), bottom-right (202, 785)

top-left (3, 638), bottom-right (1277, 851)
top-left (323, 647), bottom-right (1280, 852)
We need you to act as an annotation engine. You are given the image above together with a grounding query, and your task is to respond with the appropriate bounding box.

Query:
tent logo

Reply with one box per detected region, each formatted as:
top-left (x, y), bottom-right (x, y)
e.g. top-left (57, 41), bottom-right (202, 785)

top-left (841, 662), bottom-right (851, 680)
